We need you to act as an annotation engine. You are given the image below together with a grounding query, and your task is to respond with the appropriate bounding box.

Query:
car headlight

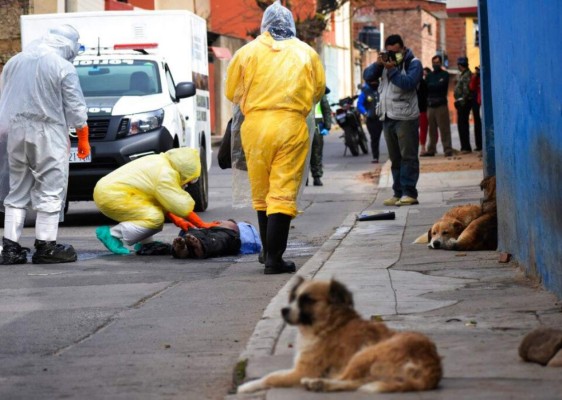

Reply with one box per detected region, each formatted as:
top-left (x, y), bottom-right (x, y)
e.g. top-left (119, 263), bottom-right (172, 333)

top-left (124, 109), bottom-right (164, 136)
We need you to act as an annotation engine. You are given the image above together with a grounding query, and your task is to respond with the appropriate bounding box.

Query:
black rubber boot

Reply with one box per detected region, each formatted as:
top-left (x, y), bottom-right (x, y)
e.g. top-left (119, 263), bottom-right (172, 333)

top-left (257, 211), bottom-right (267, 264)
top-left (1, 237), bottom-right (28, 265)
top-left (32, 240), bottom-right (77, 264)
top-left (264, 213), bottom-right (296, 275)
top-left (313, 177), bottom-right (323, 186)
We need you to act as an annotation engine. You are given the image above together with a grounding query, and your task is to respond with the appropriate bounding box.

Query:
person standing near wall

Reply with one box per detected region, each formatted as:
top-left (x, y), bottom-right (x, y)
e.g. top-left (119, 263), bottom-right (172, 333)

top-left (423, 55), bottom-right (453, 157)
top-left (469, 66), bottom-right (482, 151)
top-left (454, 57), bottom-right (473, 154)
top-left (418, 67), bottom-right (430, 156)
top-left (225, 1), bottom-right (325, 274)
top-left (309, 87), bottom-right (332, 186)
top-left (357, 78), bottom-right (383, 163)
top-left (363, 34), bottom-right (423, 207)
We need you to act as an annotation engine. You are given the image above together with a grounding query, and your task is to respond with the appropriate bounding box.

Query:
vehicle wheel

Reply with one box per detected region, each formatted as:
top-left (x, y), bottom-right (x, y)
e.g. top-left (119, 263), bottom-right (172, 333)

top-left (344, 128), bottom-right (359, 156)
top-left (358, 130), bottom-right (369, 155)
top-left (186, 147), bottom-right (209, 211)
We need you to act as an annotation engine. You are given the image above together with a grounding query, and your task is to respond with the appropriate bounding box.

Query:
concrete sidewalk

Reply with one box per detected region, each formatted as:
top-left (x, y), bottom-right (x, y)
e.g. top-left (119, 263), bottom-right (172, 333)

top-left (230, 158), bottom-right (562, 400)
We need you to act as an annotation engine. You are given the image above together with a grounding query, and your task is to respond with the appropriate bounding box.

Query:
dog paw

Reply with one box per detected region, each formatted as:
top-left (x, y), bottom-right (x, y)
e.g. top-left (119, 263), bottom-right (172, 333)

top-left (237, 379), bottom-right (265, 394)
top-left (301, 377), bottom-right (326, 392)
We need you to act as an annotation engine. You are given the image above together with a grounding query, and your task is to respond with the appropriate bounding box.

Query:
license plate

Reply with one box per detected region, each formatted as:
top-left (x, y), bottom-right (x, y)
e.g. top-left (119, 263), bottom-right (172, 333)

top-left (69, 148), bottom-right (91, 163)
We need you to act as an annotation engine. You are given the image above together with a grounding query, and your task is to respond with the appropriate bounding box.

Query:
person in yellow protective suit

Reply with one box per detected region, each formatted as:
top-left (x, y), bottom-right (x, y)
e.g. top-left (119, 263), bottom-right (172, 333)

top-left (225, 0), bottom-right (326, 274)
top-left (93, 148), bottom-right (218, 255)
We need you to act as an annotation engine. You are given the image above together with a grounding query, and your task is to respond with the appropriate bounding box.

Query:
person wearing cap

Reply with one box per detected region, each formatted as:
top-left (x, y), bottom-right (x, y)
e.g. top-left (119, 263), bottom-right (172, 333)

top-left (225, 1), bottom-right (325, 274)
top-left (0, 24), bottom-right (90, 265)
top-left (310, 86), bottom-right (332, 186)
top-left (362, 34), bottom-right (423, 207)
top-left (454, 57), bottom-right (474, 154)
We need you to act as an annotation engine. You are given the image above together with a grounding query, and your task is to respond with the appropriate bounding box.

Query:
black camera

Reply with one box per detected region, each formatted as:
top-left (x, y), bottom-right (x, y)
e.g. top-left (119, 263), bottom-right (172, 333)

top-left (379, 51), bottom-right (396, 63)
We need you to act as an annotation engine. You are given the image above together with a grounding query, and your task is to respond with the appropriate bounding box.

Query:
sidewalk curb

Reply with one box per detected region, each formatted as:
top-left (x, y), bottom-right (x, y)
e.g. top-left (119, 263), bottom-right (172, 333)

top-left (238, 213), bottom-right (357, 362)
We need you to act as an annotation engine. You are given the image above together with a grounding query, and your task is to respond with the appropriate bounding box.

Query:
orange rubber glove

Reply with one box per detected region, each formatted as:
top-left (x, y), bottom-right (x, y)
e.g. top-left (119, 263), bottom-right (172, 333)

top-left (186, 212), bottom-right (221, 229)
top-left (76, 125), bottom-right (91, 159)
top-left (167, 213), bottom-right (196, 231)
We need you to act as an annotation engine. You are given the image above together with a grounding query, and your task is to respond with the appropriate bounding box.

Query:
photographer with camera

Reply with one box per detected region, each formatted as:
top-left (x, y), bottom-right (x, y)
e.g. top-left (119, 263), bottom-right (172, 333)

top-left (363, 34), bottom-right (423, 207)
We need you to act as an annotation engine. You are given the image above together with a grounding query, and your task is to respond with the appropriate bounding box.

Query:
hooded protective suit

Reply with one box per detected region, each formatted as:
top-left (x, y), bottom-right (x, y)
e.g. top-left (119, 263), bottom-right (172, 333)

top-left (93, 147), bottom-right (201, 244)
top-left (225, 1), bottom-right (325, 217)
top-left (0, 25), bottom-right (87, 217)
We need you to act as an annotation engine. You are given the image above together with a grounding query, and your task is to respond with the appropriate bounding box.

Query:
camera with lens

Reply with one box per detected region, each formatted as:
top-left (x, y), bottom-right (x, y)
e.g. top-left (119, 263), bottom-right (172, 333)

top-left (379, 51), bottom-right (396, 63)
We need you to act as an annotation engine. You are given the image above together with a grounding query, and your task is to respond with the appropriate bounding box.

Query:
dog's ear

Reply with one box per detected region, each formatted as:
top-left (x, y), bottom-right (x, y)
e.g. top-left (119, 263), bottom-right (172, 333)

top-left (329, 280), bottom-right (354, 307)
top-left (289, 276), bottom-right (305, 302)
top-left (453, 220), bottom-right (464, 233)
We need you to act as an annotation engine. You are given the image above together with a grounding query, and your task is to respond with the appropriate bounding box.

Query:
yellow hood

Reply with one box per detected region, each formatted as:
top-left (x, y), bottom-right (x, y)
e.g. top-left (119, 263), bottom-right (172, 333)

top-left (165, 147), bottom-right (201, 185)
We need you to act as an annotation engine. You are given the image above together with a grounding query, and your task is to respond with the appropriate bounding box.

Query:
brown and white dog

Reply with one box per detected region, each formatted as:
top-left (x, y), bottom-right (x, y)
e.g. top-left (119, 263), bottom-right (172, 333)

top-left (237, 277), bottom-right (442, 394)
top-left (414, 176), bottom-right (497, 250)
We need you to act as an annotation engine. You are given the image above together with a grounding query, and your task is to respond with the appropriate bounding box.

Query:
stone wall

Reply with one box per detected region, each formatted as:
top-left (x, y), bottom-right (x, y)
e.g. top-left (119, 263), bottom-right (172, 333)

top-left (0, 0), bottom-right (31, 71)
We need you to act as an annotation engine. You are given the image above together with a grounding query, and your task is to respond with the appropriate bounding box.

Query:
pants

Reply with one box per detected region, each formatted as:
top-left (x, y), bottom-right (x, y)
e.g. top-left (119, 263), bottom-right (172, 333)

top-left (472, 99), bottom-right (482, 150)
top-left (427, 104), bottom-right (452, 154)
top-left (309, 130), bottom-right (323, 178)
top-left (241, 110), bottom-right (309, 218)
top-left (366, 117), bottom-right (383, 160)
top-left (456, 103), bottom-right (472, 152)
top-left (181, 227), bottom-right (241, 259)
top-left (383, 118), bottom-right (420, 199)
top-left (418, 111), bottom-right (428, 147)
top-left (4, 121), bottom-right (69, 215)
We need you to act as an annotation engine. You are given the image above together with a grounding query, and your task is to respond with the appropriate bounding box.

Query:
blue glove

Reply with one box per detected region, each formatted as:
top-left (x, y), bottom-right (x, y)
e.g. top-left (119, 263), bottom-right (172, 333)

top-left (320, 128), bottom-right (329, 136)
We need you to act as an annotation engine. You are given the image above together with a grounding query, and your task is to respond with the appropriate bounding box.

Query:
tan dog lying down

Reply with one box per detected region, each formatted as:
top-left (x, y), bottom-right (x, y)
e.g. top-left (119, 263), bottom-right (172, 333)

top-left (238, 277), bottom-right (442, 394)
top-left (414, 176), bottom-right (497, 250)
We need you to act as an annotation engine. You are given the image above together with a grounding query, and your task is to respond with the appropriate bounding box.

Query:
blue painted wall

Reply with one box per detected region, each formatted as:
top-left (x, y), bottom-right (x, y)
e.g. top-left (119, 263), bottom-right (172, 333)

top-left (482, 1), bottom-right (562, 297)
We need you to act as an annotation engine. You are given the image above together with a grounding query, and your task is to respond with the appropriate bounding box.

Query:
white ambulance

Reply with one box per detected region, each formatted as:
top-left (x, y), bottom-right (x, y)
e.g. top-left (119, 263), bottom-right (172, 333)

top-left (20, 10), bottom-right (212, 211)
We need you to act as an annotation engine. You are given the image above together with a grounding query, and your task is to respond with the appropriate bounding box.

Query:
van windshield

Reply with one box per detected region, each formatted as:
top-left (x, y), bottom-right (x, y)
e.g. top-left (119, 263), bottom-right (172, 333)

top-left (75, 59), bottom-right (162, 97)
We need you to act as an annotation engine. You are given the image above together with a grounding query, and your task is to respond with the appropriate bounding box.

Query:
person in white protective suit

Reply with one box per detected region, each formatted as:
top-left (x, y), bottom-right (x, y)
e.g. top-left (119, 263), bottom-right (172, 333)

top-left (0, 25), bottom-right (90, 265)
top-left (225, 0), bottom-right (325, 274)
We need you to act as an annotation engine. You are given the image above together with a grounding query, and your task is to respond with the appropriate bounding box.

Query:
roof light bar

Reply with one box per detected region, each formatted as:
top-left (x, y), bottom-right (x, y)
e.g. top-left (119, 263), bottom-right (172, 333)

top-left (113, 43), bottom-right (159, 50)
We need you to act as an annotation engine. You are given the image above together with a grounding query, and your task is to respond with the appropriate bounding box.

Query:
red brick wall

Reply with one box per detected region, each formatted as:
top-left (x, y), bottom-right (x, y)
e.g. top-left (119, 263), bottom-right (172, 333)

top-left (210, 0), bottom-right (317, 40)
top-left (445, 18), bottom-right (466, 66)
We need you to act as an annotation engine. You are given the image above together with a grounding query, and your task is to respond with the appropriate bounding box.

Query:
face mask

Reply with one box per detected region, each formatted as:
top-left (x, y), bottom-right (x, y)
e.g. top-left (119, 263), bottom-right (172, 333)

top-left (394, 52), bottom-right (404, 64)
top-left (433, 65), bottom-right (441, 72)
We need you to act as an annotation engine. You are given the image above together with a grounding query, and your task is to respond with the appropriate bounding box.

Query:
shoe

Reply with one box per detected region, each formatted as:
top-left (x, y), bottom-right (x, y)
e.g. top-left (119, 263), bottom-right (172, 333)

top-left (383, 197), bottom-right (400, 206)
top-left (264, 213), bottom-right (296, 275)
top-left (95, 226), bottom-right (130, 255)
top-left (313, 177), bottom-right (323, 186)
top-left (32, 240), bottom-right (77, 264)
top-left (395, 196), bottom-right (419, 206)
top-left (1, 237), bottom-right (29, 265)
top-left (371, 159), bottom-right (379, 164)
top-left (420, 152), bottom-right (435, 157)
top-left (134, 241), bottom-right (172, 256)
top-left (474, 147), bottom-right (482, 151)
top-left (444, 151), bottom-right (453, 157)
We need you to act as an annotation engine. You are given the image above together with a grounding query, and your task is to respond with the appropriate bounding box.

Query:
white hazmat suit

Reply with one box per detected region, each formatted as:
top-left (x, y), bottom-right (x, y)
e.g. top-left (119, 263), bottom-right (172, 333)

top-left (0, 25), bottom-right (88, 264)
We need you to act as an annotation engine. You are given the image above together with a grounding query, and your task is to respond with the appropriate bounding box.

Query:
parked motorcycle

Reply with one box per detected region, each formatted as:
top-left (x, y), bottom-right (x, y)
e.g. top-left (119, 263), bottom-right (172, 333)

top-left (331, 96), bottom-right (369, 156)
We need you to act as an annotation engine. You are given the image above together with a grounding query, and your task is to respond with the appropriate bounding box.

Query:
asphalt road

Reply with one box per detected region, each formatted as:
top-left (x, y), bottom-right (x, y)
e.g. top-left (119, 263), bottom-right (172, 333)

top-left (0, 132), bottom-right (383, 399)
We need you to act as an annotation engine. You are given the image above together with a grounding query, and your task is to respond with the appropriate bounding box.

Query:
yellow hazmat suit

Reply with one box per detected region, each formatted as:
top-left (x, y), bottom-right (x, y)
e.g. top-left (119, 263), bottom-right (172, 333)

top-left (225, 31), bottom-right (325, 217)
top-left (93, 147), bottom-right (201, 230)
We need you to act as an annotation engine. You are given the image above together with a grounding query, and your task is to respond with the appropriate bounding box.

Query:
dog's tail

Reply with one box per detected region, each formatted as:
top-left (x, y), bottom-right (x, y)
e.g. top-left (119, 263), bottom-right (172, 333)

top-left (413, 231), bottom-right (429, 244)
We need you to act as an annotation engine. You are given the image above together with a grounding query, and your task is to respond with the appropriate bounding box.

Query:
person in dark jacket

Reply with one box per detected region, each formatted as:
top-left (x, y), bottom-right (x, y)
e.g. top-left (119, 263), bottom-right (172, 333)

top-left (454, 56), bottom-right (473, 154)
top-left (310, 87), bottom-right (332, 186)
top-left (357, 79), bottom-right (383, 163)
top-left (363, 34), bottom-right (423, 207)
top-left (422, 55), bottom-right (453, 157)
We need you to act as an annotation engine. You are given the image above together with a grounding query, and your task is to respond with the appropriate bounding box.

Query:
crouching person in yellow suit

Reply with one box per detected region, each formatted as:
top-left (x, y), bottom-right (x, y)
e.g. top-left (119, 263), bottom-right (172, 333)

top-left (93, 147), bottom-right (218, 255)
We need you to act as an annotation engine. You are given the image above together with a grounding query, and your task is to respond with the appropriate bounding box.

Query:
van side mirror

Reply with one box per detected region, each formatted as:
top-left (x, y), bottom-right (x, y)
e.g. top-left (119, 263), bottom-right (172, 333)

top-left (176, 82), bottom-right (196, 99)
